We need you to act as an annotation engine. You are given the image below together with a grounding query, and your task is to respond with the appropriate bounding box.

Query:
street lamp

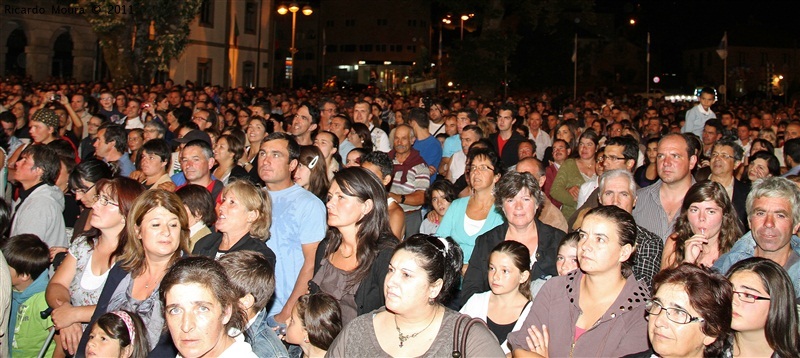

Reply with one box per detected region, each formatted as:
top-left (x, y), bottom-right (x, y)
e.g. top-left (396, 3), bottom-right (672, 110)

top-left (460, 14), bottom-right (473, 40)
top-left (277, 3), bottom-right (312, 88)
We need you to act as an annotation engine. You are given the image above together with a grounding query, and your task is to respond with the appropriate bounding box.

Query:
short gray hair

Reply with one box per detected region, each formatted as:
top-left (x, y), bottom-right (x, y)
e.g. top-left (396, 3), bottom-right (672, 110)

top-left (746, 177), bottom-right (800, 226)
top-left (494, 172), bottom-right (545, 210)
top-left (597, 169), bottom-right (637, 200)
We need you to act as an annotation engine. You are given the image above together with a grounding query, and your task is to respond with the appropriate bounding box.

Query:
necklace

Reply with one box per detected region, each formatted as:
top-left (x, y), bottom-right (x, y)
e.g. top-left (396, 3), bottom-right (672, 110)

top-left (394, 307), bottom-right (438, 348)
top-left (339, 247), bottom-right (355, 259)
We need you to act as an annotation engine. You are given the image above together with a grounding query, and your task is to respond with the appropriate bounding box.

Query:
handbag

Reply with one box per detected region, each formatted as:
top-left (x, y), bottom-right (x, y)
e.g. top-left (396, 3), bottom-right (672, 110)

top-left (451, 314), bottom-right (488, 358)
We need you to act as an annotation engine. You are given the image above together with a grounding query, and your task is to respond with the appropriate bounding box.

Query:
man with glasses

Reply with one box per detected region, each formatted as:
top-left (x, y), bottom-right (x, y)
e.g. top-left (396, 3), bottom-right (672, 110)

top-left (694, 139), bottom-right (749, 229)
top-left (9, 145), bottom-right (67, 250)
top-left (191, 108), bottom-right (217, 131)
top-left (715, 177), bottom-right (800, 296)
top-left (318, 99), bottom-right (337, 132)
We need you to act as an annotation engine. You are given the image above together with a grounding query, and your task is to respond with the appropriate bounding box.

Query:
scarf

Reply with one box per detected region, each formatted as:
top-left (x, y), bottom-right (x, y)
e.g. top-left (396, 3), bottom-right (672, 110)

top-left (389, 148), bottom-right (426, 184)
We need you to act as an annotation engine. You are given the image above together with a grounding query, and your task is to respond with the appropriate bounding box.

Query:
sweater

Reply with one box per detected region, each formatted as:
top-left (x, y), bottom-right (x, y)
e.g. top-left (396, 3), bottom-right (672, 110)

top-left (9, 273), bottom-right (52, 357)
top-left (10, 183), bottom-right (67, 249)
top-left (435, 197), bottom-right (505, 264)
top-left (550, 158), bottom-right (589, 219)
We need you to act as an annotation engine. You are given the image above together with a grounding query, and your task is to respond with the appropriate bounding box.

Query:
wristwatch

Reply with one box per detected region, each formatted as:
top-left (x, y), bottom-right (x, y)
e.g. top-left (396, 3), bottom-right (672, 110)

top-left (400, 194), bottom-right (406, 204)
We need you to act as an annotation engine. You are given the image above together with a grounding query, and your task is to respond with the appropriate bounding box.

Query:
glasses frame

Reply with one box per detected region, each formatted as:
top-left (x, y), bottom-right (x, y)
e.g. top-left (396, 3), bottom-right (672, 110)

top-left (645, 300), bottom-right (706, 325)
top-left (72, 183), bottom-right (96, 196)
top-left (733, 291), bottom-right (771, 303)
top-left (92, 194), bottom-right (119, 207)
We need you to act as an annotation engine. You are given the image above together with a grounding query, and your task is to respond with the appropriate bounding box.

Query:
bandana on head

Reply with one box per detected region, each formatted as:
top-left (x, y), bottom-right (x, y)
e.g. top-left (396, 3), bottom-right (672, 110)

top-left (31, 108), bottom-right (59, 129)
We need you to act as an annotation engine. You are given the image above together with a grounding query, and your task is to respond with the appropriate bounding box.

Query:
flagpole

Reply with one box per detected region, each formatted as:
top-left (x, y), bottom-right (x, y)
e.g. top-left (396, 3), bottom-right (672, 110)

top-left (573, 33), bottom-right (577, 102)
top-left (646, 32), bottom-right (650, 96)
top-left (723, 31), bottom-right (728, 104)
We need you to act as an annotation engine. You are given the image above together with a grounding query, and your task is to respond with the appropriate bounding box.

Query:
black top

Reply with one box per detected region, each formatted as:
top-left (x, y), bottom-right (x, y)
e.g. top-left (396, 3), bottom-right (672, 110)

top-left (192, 232), bottom-right (276, 269)
top-left (489, 131), bottom-right (527, 170)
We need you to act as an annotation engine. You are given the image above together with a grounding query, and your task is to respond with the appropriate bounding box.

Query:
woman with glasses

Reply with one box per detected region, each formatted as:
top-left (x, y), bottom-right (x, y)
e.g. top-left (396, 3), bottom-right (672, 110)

top-left (647, 263), bottom-right (732, 358)
top-left (68, 159), bottom-right (114, 240)
top-left (661, 181), bottom-right (742, 270)
top-left (550, 130), bottom-right (600, 218)
top-left (725, 257), bottom-right (800, 357)
top-left (46, 177), bottom-right (145, 356)
top-left (436, 148), bottom-right (505, 267)
top-left (507, 205), bottom-right (649, 357)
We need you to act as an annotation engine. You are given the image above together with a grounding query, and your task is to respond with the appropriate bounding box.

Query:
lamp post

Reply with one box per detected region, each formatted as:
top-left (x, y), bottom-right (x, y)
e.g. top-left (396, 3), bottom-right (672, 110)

top-left (459, 14), bottom-right (473, 40)
top-left (277, 3), bottom-right (312, 88)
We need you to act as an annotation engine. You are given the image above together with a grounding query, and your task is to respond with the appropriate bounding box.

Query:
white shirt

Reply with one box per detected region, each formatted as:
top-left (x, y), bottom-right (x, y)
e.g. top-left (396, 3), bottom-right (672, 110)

top-left (529, 129), bottom-right (552, 160)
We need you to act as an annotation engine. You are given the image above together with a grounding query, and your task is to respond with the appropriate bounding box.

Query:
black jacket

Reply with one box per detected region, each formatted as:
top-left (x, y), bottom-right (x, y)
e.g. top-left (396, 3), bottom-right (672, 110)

top-left (311, 234), bottom-right (397, 316)
top-left (489, 131), bottom-right (527, 170)
top-left (192, 232), bottom-right (276, 269)
top-left (457, 220), bottom-right (565, 309)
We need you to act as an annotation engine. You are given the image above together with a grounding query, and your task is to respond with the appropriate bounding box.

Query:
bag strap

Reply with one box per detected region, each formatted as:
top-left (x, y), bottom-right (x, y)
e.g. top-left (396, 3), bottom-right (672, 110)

top-left (452, 314), bottom-right (486, 358)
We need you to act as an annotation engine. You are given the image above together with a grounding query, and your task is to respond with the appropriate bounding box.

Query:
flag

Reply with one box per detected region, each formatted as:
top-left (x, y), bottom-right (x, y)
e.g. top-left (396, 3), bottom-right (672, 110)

top-left (571, 34), bottom-right (577, 63)
top-left (716, 31), bottom-right (728, 60)
top-left (646, 32), bottom-right (650, 63)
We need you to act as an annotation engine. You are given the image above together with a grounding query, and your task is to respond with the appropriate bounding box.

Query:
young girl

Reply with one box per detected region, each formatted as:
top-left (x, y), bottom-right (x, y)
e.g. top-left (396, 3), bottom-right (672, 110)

top-left (460, 241), bottom-right (532, 354)
top-left (294, 145), bottom-right (330, 201)
top-left (85, 311), bottom-right (149, 358)
top-left (530, 232), bottom-right (580, 297)
top-left (419, 180), bottom-right (457, 234)
top-left (285, 293), bottom-right (343, 358)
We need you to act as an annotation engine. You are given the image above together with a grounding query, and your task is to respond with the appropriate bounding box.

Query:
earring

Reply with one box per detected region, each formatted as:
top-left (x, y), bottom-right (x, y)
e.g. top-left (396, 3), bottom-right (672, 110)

top-left (428, 297), bottom-right (435, 305)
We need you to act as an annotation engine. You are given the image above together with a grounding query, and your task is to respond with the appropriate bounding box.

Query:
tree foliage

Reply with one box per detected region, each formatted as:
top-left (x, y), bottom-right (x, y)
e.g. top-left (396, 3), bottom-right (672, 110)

top-left (75, 0), bottom-right (202, 86)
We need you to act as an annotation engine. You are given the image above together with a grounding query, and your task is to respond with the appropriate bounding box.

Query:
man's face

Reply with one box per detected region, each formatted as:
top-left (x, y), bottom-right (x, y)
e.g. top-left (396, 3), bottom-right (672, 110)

top-left (375, 98), bottom-right (388, 110)
top-left (428, 104), bottom-right (443, 122)
top-left (702, 125), bottom-right (720, 147)
top-left (460, 130), bottom-right (480, 154)
top-left (128, 131), bottom-right (144, 151)
top-left (552, 141), bottom-right (570, 163)
top-left (497, 110), bottom-right (515, 132)
top-left (444, 117), bottom-right (458, 136)
top-left (258, 139), bottom-right (297, 185)
top-left (192, 110), bottom-right (211, 130)
top-left (87, 117), bottom-right (102, 136)
top-left (291, 106), bottom-right (316, 137)
top-left (599, 176), bottom-right (636, 213)
top-left (762, 113), bottom-right (774, 128)
top-left (2, 120), bottom-right (15, 137)
top-left (749, 196), bottom-right (800, 254)
top-left (737, 126), bottom-right (750, 142)
top-left (785, 124), bottom-right (800, 141)
top-left (281, 101), bottom-right (292, 114)
top-left (749, 117), bottom-right (762, 129)
top-left (167, 92), bottom-right (181, 106)
top-left (184, 91), bottom-right (195, 102)
top-left (93, 128), bottom-right (114, 157)
top-left (720, 114), bottom-right (733, 128)
top-left (393, 126), bottom-right (414, 155)
top-left (456, 112), bottom-right (471, 133)
top-left (602, 144), bottom-right (631, 171)
top-left (13, 154), bottom-right (40, 186)
top-left (99, 93), bottom-right (114, 110)
top-left (710, 144), bottom-right (739, 177)
top-left (180, 145), bottom-right (213, 183)
top-left (127, 101), bottom-right (141, 118)
top-left (646, 119), bottom-right (661, 136)
top-left (329, 117), bottom-right (349, 141)
top-left (699, 93), bottom-right (715, 110)
top-left (321, 102), bottom-right (337, 120)
top-left (608, 123), bottom-right (623, 138)
top-left (657, 136), bottom-right (696, 184)
top-left (518, 142), bottom-right (534, 160)
top-left (71, 94), bottom-right (87, 113)
top-left (527, 113), bottom-right (542, 132)
top-left (353, 103), bottom-right (371, 124)
top-left (646, 109), bottom-right (658, 118)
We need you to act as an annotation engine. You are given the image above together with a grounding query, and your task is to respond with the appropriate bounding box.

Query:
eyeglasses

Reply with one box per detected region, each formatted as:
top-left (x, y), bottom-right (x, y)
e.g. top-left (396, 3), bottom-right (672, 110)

top-left (72, 183), bottom-right (96, 195)
top-left (469, 164), bottom-right (495, 172)
top-left (710, 152), bottom-right (735, 160)
top-left (92, 195), bottom-right (119, 207)
top-left (192, 116), bottom-right (209, 122)
top-left (645, 300), bottom-right (705, 324)
top-left (733, 291), bottom-right (771, 303)
top-left (599, 155), bottom-right (627, 162)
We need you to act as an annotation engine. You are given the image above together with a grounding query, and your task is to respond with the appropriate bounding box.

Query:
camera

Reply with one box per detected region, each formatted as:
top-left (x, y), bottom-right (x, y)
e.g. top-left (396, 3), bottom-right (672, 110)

top-left (51, 94), bottom-right (61, 102)
top-left (422, 96), bottom-right (433, 110)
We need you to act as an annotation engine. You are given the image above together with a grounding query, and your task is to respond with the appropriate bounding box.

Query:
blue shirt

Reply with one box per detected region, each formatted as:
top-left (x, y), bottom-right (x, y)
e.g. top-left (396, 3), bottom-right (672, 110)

top-left (714, 231), bottom-right (800, 295)
top-left (339, 138), bottom-right (355, 162)
top-left (443, 134), bottom-right (461, 158)
top-left (413, 135), bottom-right (442, 182)
top-left (435, 197), bottom-right (505, 263)
top-left (265, 184), bottom-right (327, 317)
top-left (116, 153), bottom-right (136, 177)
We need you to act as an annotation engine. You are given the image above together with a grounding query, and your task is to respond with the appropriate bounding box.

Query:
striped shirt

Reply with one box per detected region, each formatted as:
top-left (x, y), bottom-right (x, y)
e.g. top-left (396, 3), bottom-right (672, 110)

top-left (389, 160), bottom-right (430, 212)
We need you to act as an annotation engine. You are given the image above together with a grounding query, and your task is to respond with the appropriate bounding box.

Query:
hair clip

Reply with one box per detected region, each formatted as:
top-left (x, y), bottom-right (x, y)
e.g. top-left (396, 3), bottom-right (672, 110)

top-left (308, 155), bottom-right (319, 169)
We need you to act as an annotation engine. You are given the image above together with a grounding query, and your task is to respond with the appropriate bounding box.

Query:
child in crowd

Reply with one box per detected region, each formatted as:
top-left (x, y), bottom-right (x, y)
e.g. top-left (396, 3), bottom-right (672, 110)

top-left (419, 180), bottom-right (457, 235)
top-left (530, 231), bottom-right (580, 297)
top-left (85, 310), bottom-right (149, 358)
top-left (217, 251), bottom-right (290, 358)
top-left (285, 293), bottom-right (343, 358)
top-left (460, 241), bottom-right (532, 354)
top-left (1, 234), bottom-right (54, 357)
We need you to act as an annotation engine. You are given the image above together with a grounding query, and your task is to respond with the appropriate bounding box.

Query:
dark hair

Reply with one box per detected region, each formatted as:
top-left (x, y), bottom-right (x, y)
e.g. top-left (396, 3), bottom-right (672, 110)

top-left (425, 179), bottom-right (457, 207)
top-left (0, 200), bottom-right (11, 237)
top-left (324, 168), bottom-right (394, 285)
top-left (170, 106), bottom-right (193, 125)
top-left (182, 139), bottom-right (214, 161)
top-left (660, 133), bottom-right (700, 160)
top-left (467, 147), bottom-right (503, 177)
top-left (68, 159), bottom-right (113, 195)
top-left (457, 109), bottom-right (479, 123)
top-left (298, 145), bottom-right (330, 201)
top-left (713, 139), bottom-right (745, 162)
top-left (218, 134), bottom-right (245, 164)
top-left (264, 132), bottom-right (300, 162)
top-left (175, 184), bottom-right (216, 227)
top-left (491, 241), bottom-right (532, 300)
top-left (300, 101), bottom-right (320, 125)
top-left (46, 139), bottom-right (77, 175)
top-left (582, 205), bottom-right (637, 278)
top-left (670, 181), bottom-right (741, 268)
top-left (653, 263), bottom-right (732, 357)
top-left (83, 177), bottom-right (146, 264)
top-left (218, 250), bottom-right (276, 312)
top-left (0, 234), bottom-right (50, 279)
top-left (295, 293), bottom-right (343, 351)
top-left (361, 151), bottom-right (393, 190)
top-left (461, 124), bottom-right (484, 138)
top-left (97, 123), bottom-right (128, 154)
top-left (605, 135), bottom-right (639, 161)
top-left (349, 123), bottom-right (374, 152)
top-left (749, 138), bottom-right (775, 155)
top-left (784, 138), bottom-right (800, 164)
top-left (726, 257), bottom-right (800, 357)
top-left (494, 171), bottom-right (545, 210)
top-left (331, 114), bottom-right (352, 131)
top-left (747, 151), bottom-right (781, 178)
top-left (407, 108), bottom-right (430, 129)
top-left (704, 119), bottom-right (724, 135)
top-left (141, 138), bottom-right (171, 164)
top-left (20, 144), bottom-right (61, 185)
top-left (394, 234), bottom-right (463, 305)
top-left (160, 256), bottom-right (247, 333)
top-left (93, 311), bottom-right (149, 358)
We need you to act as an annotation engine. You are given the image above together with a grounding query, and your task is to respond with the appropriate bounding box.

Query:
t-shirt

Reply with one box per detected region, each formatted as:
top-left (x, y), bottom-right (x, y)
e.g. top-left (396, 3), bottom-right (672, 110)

top-left (265, 184), bottom-right (327, 317)
top-left (412, 135), bottom-right (443, 182)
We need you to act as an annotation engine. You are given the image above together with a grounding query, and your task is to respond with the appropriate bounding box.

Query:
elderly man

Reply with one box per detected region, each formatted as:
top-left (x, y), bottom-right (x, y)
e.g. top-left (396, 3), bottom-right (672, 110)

top-left (596, 169), bottom-right (663, 289)
top-left (715, 177), bottom-right (800, 295)
top-left (388, 124), bottom-right (430, 238)
top-left (695, 139), bottom-right (750, 230)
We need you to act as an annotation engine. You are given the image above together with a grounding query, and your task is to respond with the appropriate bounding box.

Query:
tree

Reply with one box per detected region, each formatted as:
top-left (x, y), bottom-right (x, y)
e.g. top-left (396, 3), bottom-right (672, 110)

top-left (75, 0), bottom-right (203, 86)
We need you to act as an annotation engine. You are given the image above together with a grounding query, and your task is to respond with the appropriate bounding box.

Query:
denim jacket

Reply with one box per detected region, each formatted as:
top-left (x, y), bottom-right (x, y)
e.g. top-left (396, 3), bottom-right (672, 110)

top-left (245, 309), bottom-right (290, 358)
top-left (714, 231), bottom-right (800, 295)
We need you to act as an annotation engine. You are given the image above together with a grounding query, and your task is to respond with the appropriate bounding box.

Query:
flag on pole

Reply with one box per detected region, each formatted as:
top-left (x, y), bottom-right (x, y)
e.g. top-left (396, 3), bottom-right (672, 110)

top-left (646, 32), bottom-right (650, 63)
top-left (571, 34), bottom-right (577, 63)
top-left (716, 31), bottom-right (728, 60)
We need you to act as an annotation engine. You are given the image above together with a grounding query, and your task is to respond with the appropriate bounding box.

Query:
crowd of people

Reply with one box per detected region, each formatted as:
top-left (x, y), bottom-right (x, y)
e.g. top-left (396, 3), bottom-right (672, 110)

top-left (1, 78), bottom-right (800, 357)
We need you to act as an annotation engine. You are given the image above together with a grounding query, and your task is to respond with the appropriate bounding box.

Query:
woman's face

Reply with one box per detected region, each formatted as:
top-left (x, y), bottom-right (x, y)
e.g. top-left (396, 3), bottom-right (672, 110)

top-left (488, 251), bottom-right (528, 296)
top-left (247, 120), bottom-right (267, 144)
top-left (313, 132), bottom-right (337, 159)
top-left (751, 141), bottom-right (766, 155)
top-left (384, 249), bottom-right (441, 314)
top-left (293, 164), bottom-right (311, 189)
top-left (748, 158), bottom-right (773, 181)
top-left (345, 151), bottom-right (362, 168)
top-left (647, 142), bottom-right (659, 163)
top-left (578, 138), bottom-right (597, 160)
top-left (90, 187), bottom-right (124, 232)
top-left (86, 325), bottom-right (127, 358)
top-left (730, 270), bottom-right (770, 333)
top-left (556, 125), bottom-right (573, 143)
top-left (502, 187), bottom-right (537, 228)
top-left (326, 181), bottom-right (371, 229)
top-left (395, 111), bottom-right (404, 125)
top-left (75, 178), bottom-right (98, 208)
top-left (591, 121), bottom-right (602, 135)
top-left (577, 214), bottom-right (631, 275)
top-left (648, 283), bottom-right (715, 358)
top-left (29, 121), bottom-right (54, 143)
top-left (137, 206), bottom-right (182, 259)
top-left (213, 137), bottom-right (234, 164)
top-left (284, 305), bottom-right (306, 346)
top-left (469, 156), bottom-right (499, 192)
top-left (166, 283), bottom-right (232, 358)
top-left (216, 190), bottom-right (255, 236)
top-left (687, 200), bottom-right (724, 240)
top-left (347, 131), bottom-right (362, 148)
top-left (238, 111), bottom-right (250, 127)
top-left (556, 244), bottom-right (579, 276)
top-left (140, 151), bottom-right (167, 177)
top-left (430, 190), bottom-right (451, 217)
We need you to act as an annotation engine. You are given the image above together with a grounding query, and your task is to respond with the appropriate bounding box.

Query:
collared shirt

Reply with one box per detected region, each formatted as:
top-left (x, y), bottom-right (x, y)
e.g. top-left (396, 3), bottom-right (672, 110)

top-left (682, 104), bottom-right (716, 137)
top-left (529, 129), bottom-right (552, 160)
top-left (632, 179), bottom-right (695, 242)
top-left (389, 159), bottom-right (430, 212)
